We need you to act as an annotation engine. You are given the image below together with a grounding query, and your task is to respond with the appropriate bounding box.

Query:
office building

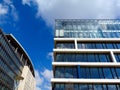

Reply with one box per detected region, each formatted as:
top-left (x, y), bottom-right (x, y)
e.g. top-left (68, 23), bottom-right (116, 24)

top-left (51, 19), bottom-right (120, 90)
top-left (0, 29), bottom-right (35, 90)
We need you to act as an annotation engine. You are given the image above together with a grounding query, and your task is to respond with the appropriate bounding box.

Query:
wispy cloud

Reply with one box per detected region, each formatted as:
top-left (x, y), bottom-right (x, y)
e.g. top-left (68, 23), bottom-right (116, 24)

top-left (0, 4), bottom-right (8, 15)
top-left (41, 68), bottom-right (53, 81)
top-left (35, 69), bottom-right (53, 90)
top-left (41, 68), bottom-right (53, 90)
top-left (22, 0), bottom-right (32, 6)
top-left (22, 0), bottom-right (120, 26)
top-left (36, 87), bottom-right (41, 90)
top-left (0, 0), bottom-right (18, 25)
top-left (47, 52), bottom-right (54, 61)
top-left (35, 70), bottom-right (43, 86)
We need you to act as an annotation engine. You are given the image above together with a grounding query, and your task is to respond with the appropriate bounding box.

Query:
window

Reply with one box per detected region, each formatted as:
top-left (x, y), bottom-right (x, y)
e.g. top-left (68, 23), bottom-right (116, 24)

top-left (56, 42), bottom-right (75, 49)
top-left (53, 84), bottom-right (120, 90)
top-left (55, 53), bottom-right (111, 62)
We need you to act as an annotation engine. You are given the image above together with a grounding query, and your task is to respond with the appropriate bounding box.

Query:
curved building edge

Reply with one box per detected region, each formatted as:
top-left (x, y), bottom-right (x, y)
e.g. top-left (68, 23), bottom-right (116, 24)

top-left (6, 34), bottom-right (35, 77)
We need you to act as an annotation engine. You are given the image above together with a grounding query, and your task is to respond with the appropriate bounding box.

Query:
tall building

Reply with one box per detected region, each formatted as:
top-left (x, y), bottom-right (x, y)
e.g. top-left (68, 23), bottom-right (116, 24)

top-left (0, 29), bottom-right (35, 90)
top-left (51, 19), bottom-right (120, 90)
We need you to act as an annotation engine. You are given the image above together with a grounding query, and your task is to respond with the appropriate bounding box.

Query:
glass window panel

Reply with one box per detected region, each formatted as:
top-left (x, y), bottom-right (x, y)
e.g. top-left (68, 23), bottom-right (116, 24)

top-left (108, 85), bottom-right (117, 90)
top-left (103, 68), bottom-right (113, 79)
top-left (73, 67), bottom-right (78, 78)
top-left (80, 68), bottom-right (87, 78)
top-left (86, 68), bottom-right (91, 78)
top-left (93, 84), bottom-right (102, 90)
top-left (90, 68), bottom-right (100, 78)
top-left (88, 54), bottom-right (95, 62)
top-left (74, 84), bottom-right (79, 90)
top-left (106, 43), bottom-right (114, 49)
top-left (111, 68), bottom-right (118, 79)
top-left (79, 84), bottom-right (89, 90)
top-left (76, 54), bottom-right (83, 62)
top-left (65, 84), bottom-right (74, 90)
top-left (99, 54), bottom-right (108, 62)
top-left (65, 67), bottom-right (73, 78)
top-left (114, 54), bottom-right (120, 62)
top-left (117, 44), bottom-right (120, 49)
top-left (56, 42), bottom-right (75, 49)
top-left (116, 68), bottom-right (120, 79)
top-left (98, 68), bottom-right (105, 78)
top-left (55, 53), bottom-right (111, 62)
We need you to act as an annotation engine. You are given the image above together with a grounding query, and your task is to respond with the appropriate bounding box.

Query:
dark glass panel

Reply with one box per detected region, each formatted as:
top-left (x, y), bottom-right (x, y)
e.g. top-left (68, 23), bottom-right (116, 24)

top-left (65, 67), bottom-right (73, 78)
top-left (114, 54), bottom-right (120, 62)
top-left (79, 84), bottom-right (89, 90)
top-left (99, 54), bottom-right (108, 62)
top-left (103, 85), bottom-right (107, 90)
top-left (76, 54), bottom-right (82, 62)
top-left (56, 42), bottom-right (75, 49)
top-left (65, 84), bottom-right (74, 90)
top-left (54, 83), bottom-right (120, 90)
top-left (108, 85), bottom-right (117, 90)
top-left (55, 66), bottom-right (77, 78)
top-left (93, 84), bottom-right (102, 90)
top-left (74, 84), bottom-right (79, 90)
top-left (78, 42), bottom-right (120, 49)
top-left (95, 43), bottom-right (103, 49)
top-left (87, 54), bottom-right (94, 62)
top-left (90, 68), bottom-right (100, 78)
top-left (80, 68), bottom-right (87, 78)
top-left (103, 68), bottom-right (113, 79)
top-left (116, 44), bottom-right (120, 49)
top-left (106, 44), bottom-right (114, 49)
top-left (55, 53), bottom-right (111, 62)
top-left (115, 68), bottom-right (120, 79)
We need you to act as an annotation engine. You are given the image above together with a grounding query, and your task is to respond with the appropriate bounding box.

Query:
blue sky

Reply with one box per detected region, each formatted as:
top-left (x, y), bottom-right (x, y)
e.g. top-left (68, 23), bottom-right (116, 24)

top-left (0, 0), bottom-right (120, 90)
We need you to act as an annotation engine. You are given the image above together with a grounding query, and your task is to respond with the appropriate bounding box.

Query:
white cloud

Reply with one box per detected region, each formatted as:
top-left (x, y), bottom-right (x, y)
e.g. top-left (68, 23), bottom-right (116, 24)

top-left (3, 0), bottom-right (12, 4)
top-left (22, 0), bottom-right (120, 26)
top-left (47, 52), bottom-right (54, 61)
top-left (36, 86), bottom-right (42, 90)
top-left (10, 4), bottom-right (19, 21)
top-left (41, 68), bottom-right (53, 90)
top-left (44, 83), bottom-right (52, 90)
top-left (0, 0), bottom-right (18, 24)
top-left (22, 0), bottom-right (31, 6)
top-left (41, 68), bottom-right (53, 81)
top-left (35, 69), bottom-right (53, 90)
top-left (35, 70), bottom-right (43, 86)
top-left (0, 4), bottom-right (8, 15)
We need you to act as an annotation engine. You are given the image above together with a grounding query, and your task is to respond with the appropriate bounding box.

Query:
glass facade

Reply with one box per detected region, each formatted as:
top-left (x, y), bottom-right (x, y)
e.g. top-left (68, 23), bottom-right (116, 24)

top-left (54, 66), bottom-right (120, 79)
top-left (114, 53), bottom-right (120, 62)
top-left (0, 31), bottom-right (23, 90)
top-left (53, 19), bottom-right (120, 90)
top-left (54, 83), bottom-right (120, 90)
top-left (55, 53), bottom-right (111, 62)
top-left (78, 42), bottom-right (120, 49)
top-left (56, 42), bottom-right (75, 49)
top-left (55, 19), bottom-right (120, 38)
top-left (0, 30), bottom-right (35, 90)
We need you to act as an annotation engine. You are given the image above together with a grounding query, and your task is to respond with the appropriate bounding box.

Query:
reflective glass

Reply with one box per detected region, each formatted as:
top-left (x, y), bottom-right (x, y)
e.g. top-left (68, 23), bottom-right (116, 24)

top-left (53, 84), bottom-right (120, 90)
top-left (55, 67), bottom-right (120, 79)
top-left (55, 53), bottom-right (111, 62)
top-left (114, 53), bottom-right (120, 62)
top-left (55, 20), bottom-right (120, 38)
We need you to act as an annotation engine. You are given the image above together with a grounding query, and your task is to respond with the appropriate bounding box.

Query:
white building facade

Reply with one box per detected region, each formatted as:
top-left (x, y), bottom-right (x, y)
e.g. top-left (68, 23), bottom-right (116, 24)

top-left (51, 19), bottom-right (120, 90)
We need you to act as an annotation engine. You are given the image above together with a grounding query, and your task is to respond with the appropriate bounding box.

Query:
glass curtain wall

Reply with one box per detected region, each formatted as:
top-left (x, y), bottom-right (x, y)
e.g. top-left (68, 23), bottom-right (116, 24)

top-left (55, 53), bottom-right (111, 62)
top-left (55, 19), bottom-right (120, 38)
top-left (77, 42), bottom-right (120, 49)
top-left (0, 32), bottom-right (23, 90)
top-left (54, 66), bottom-right (120, 79)
top-left (53, 83), bottom-right (120, 90)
